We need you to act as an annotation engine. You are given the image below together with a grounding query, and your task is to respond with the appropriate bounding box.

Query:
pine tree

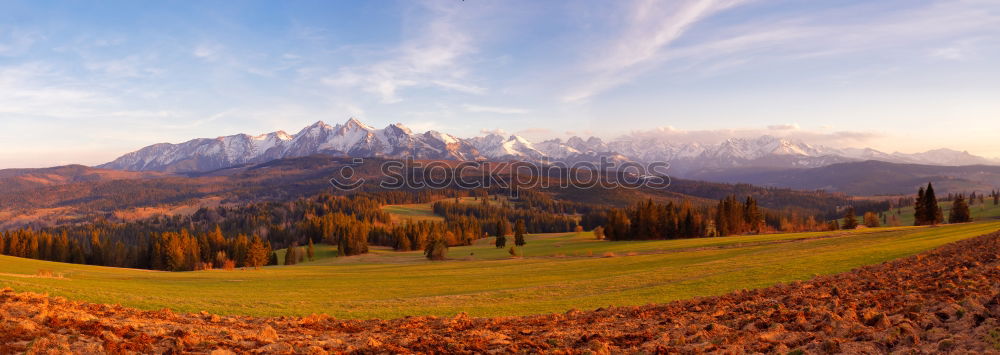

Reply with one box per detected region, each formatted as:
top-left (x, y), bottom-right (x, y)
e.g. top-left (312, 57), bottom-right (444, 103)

top-left (994, 190), bottom-right (999, 206)
top-left (307, 238), bottom-right (315, 261)
top-left (949, 194), bottom-right (972, 223)
top-left (284, 243), bottom-right (298, 265)
top-left (842, 206), bottom-right (858, 229)
top-left (268, 251), bottom-right (279, 266)
top-left (924, 183), bottom-right (942, 225)
top-left (88, 231), bottom-right (104, 266)
top-left (914, 187), bottom-right (927, 225)
top-left (514, 220), bottom-right (526, 247)
top-left (495, 221), bottom-right (507, 248)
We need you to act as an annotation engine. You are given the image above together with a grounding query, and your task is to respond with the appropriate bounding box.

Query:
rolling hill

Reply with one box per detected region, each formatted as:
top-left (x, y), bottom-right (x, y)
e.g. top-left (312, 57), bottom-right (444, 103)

top-left (691, 160), bottom-right (1000, 195)
top-left (0, 155), bottom-right (861, 230)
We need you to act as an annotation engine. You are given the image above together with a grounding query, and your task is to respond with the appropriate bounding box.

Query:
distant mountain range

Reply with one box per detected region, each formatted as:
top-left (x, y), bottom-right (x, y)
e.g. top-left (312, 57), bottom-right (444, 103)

top-left (99, 118), bottom-right (999, 177)
top-left (692, 160), bottom-right (1000, 196)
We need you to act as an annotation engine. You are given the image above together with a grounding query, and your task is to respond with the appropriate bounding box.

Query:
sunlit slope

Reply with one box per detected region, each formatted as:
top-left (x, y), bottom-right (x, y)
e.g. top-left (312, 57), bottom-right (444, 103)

top-left (2, 222), bottom-right (998, 319)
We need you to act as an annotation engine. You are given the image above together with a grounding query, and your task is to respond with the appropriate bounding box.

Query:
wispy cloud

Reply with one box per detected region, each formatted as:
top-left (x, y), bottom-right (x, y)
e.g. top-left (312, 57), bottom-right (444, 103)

top-left (767, 124), bottom-right (799, 131)
top-left (620, 125), bottom-right (883, 149)
top-left (0, 28), bottom-right (42, 56)
top-left (562, 0), bottom-right (1000, 101)
top-left (321, 1), bottom-right (486, 103)
top-left (463, 104), bottom-right (528, 115)
top-left (192, 42), bottom-right (222, 61)
top-left (563, 0), bottom-right (746, 102)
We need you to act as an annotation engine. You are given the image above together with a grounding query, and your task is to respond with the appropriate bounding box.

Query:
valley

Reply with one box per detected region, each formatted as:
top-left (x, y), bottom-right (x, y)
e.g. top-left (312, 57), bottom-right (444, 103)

top-left (4, 2), bottom-right (1000, 352)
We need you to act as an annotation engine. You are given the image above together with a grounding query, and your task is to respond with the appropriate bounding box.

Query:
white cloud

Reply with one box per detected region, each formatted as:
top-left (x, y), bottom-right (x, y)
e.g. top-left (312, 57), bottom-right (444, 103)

top-left (193, 42), bottom-right (221, 61)
top-left (619, 125), bottom-right (882, 149)
top-left (0, 29), bottom-right (42, 56)
top-left (320, 1), bottom-right (487, 103)
top-left (480, 128), bottom-right (507, 135)
top-left (463, 104), bottom-right (528, 115)
top-left (431, 80), bottom-right (486, 95)
top-left (562, 1), bottom-right (1000, 102)
top-left (563, 0), bottom-right (746, 102)
top-left (84, 54), bottom-right (163, 78)
top-left (767, 124), bottom-right (800, 131)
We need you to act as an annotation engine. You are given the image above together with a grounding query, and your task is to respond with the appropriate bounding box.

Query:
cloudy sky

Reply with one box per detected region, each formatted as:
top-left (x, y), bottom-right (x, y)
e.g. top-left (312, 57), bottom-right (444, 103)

top-left (2, 0), bottom-right (999, 168)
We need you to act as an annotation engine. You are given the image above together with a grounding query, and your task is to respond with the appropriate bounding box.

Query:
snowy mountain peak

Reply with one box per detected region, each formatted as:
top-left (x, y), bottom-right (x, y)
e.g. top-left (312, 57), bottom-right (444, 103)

top-left (386, 123), bottom-right (413, 135)
top-left (344, 117), bottom-right (374, 131)
top-left (98, 118), bottom-right (999, 174)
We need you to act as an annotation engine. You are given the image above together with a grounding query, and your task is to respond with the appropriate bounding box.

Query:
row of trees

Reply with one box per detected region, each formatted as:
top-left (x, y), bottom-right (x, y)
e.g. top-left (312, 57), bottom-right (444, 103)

top-left (911, 183), bottom-right (974, 226)
top-left (0, 226), bottom-right (274, 271)
top-left (0, 190), bottom-right (438, 270)
top-left (431, 199), bottom-right (579, 235)
top-left (840, 207), bottom-right (887, 229)
top-left (592, 196), bottom-right (829, 241)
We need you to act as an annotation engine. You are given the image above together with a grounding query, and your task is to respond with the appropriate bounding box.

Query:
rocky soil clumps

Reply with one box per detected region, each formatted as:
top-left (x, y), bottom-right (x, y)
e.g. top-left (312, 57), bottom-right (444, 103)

top-left (3, 232), bottom-right (1000, 354)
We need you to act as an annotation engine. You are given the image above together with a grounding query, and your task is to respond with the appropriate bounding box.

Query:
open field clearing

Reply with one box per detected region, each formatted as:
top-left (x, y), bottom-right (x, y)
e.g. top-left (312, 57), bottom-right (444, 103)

top-left (3, 222), bottom-right (999, 319)
top-left (4, 229), bottom-right (1000, 353)
top-left (380, 196), bottom-right (509, 224)
top-left (380, 203), bottom-right (444, 223)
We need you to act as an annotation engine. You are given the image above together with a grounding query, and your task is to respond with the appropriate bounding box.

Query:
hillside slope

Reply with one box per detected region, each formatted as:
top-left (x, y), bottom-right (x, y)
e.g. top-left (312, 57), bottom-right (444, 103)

top-left (692, 160), bottom-right (1000, 195)
top-left (3, 229), bottom-right (999, 353)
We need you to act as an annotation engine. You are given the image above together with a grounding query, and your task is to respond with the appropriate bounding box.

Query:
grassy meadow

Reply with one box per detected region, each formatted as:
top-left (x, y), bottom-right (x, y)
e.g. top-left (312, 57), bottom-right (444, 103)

top-left (3, 221), bottom-right (999, 319)
top-left (380, 196), bottom-right (512, 224)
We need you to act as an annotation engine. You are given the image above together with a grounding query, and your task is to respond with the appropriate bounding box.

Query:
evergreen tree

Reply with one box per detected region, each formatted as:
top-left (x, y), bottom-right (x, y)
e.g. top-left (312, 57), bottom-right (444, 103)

top-left (924, 183), bottom-right (942, 225)
top-left (268, 251), bottom-right (279, 266)
top-left (495, 221), bottom-right (507, 248)
top-left (842, 206), bottom-right (858, 229)
top-left (994, 190), bottom-right (999, 206)
top-left (914, 187), bottom-right (927, 225)
top-left (307, 238), bottom-right (315, 261)
top-left (88, 231), bottom-right (104, 266)
top-left (284, 243), bottom-right (298, 265)
top-left (949, 194), bottom-right (972, 223)
top-left (514, 220), bottom-right (526, 247)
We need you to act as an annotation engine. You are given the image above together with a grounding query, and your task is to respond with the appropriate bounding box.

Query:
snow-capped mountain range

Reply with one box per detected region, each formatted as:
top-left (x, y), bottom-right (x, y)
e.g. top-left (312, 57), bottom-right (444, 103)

top-left (99, 118), bottom-right (999, 174)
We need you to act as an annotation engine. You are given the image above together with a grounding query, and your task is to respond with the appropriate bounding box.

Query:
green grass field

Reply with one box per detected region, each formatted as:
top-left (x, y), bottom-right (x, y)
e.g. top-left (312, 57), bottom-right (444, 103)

top-left (381, 203), bottom-right (444, 223)
top-left (380, 196), bottom-right (510, 224)
top-left (2, 222), bottom-right (999, 319)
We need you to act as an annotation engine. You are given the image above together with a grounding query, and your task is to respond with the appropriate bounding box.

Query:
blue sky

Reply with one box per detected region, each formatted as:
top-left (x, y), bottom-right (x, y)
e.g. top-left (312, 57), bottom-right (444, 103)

top-left (1, 0), bottom-right (999, 168)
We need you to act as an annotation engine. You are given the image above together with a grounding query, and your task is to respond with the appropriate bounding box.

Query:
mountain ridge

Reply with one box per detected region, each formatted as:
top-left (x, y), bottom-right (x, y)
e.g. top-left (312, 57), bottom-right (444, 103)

top-left (97, 118), bottom-right (999, 174)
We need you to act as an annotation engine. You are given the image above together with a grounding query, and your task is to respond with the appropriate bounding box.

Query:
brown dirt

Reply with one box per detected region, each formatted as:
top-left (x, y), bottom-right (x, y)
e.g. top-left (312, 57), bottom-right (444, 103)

top-left (4, 233), bottom-right (1000, 354)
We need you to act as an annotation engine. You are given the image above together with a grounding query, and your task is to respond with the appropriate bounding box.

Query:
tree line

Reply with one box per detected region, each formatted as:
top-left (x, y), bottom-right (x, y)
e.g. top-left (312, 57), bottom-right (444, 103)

top-left (588, 195), bottom-right (832, 241)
